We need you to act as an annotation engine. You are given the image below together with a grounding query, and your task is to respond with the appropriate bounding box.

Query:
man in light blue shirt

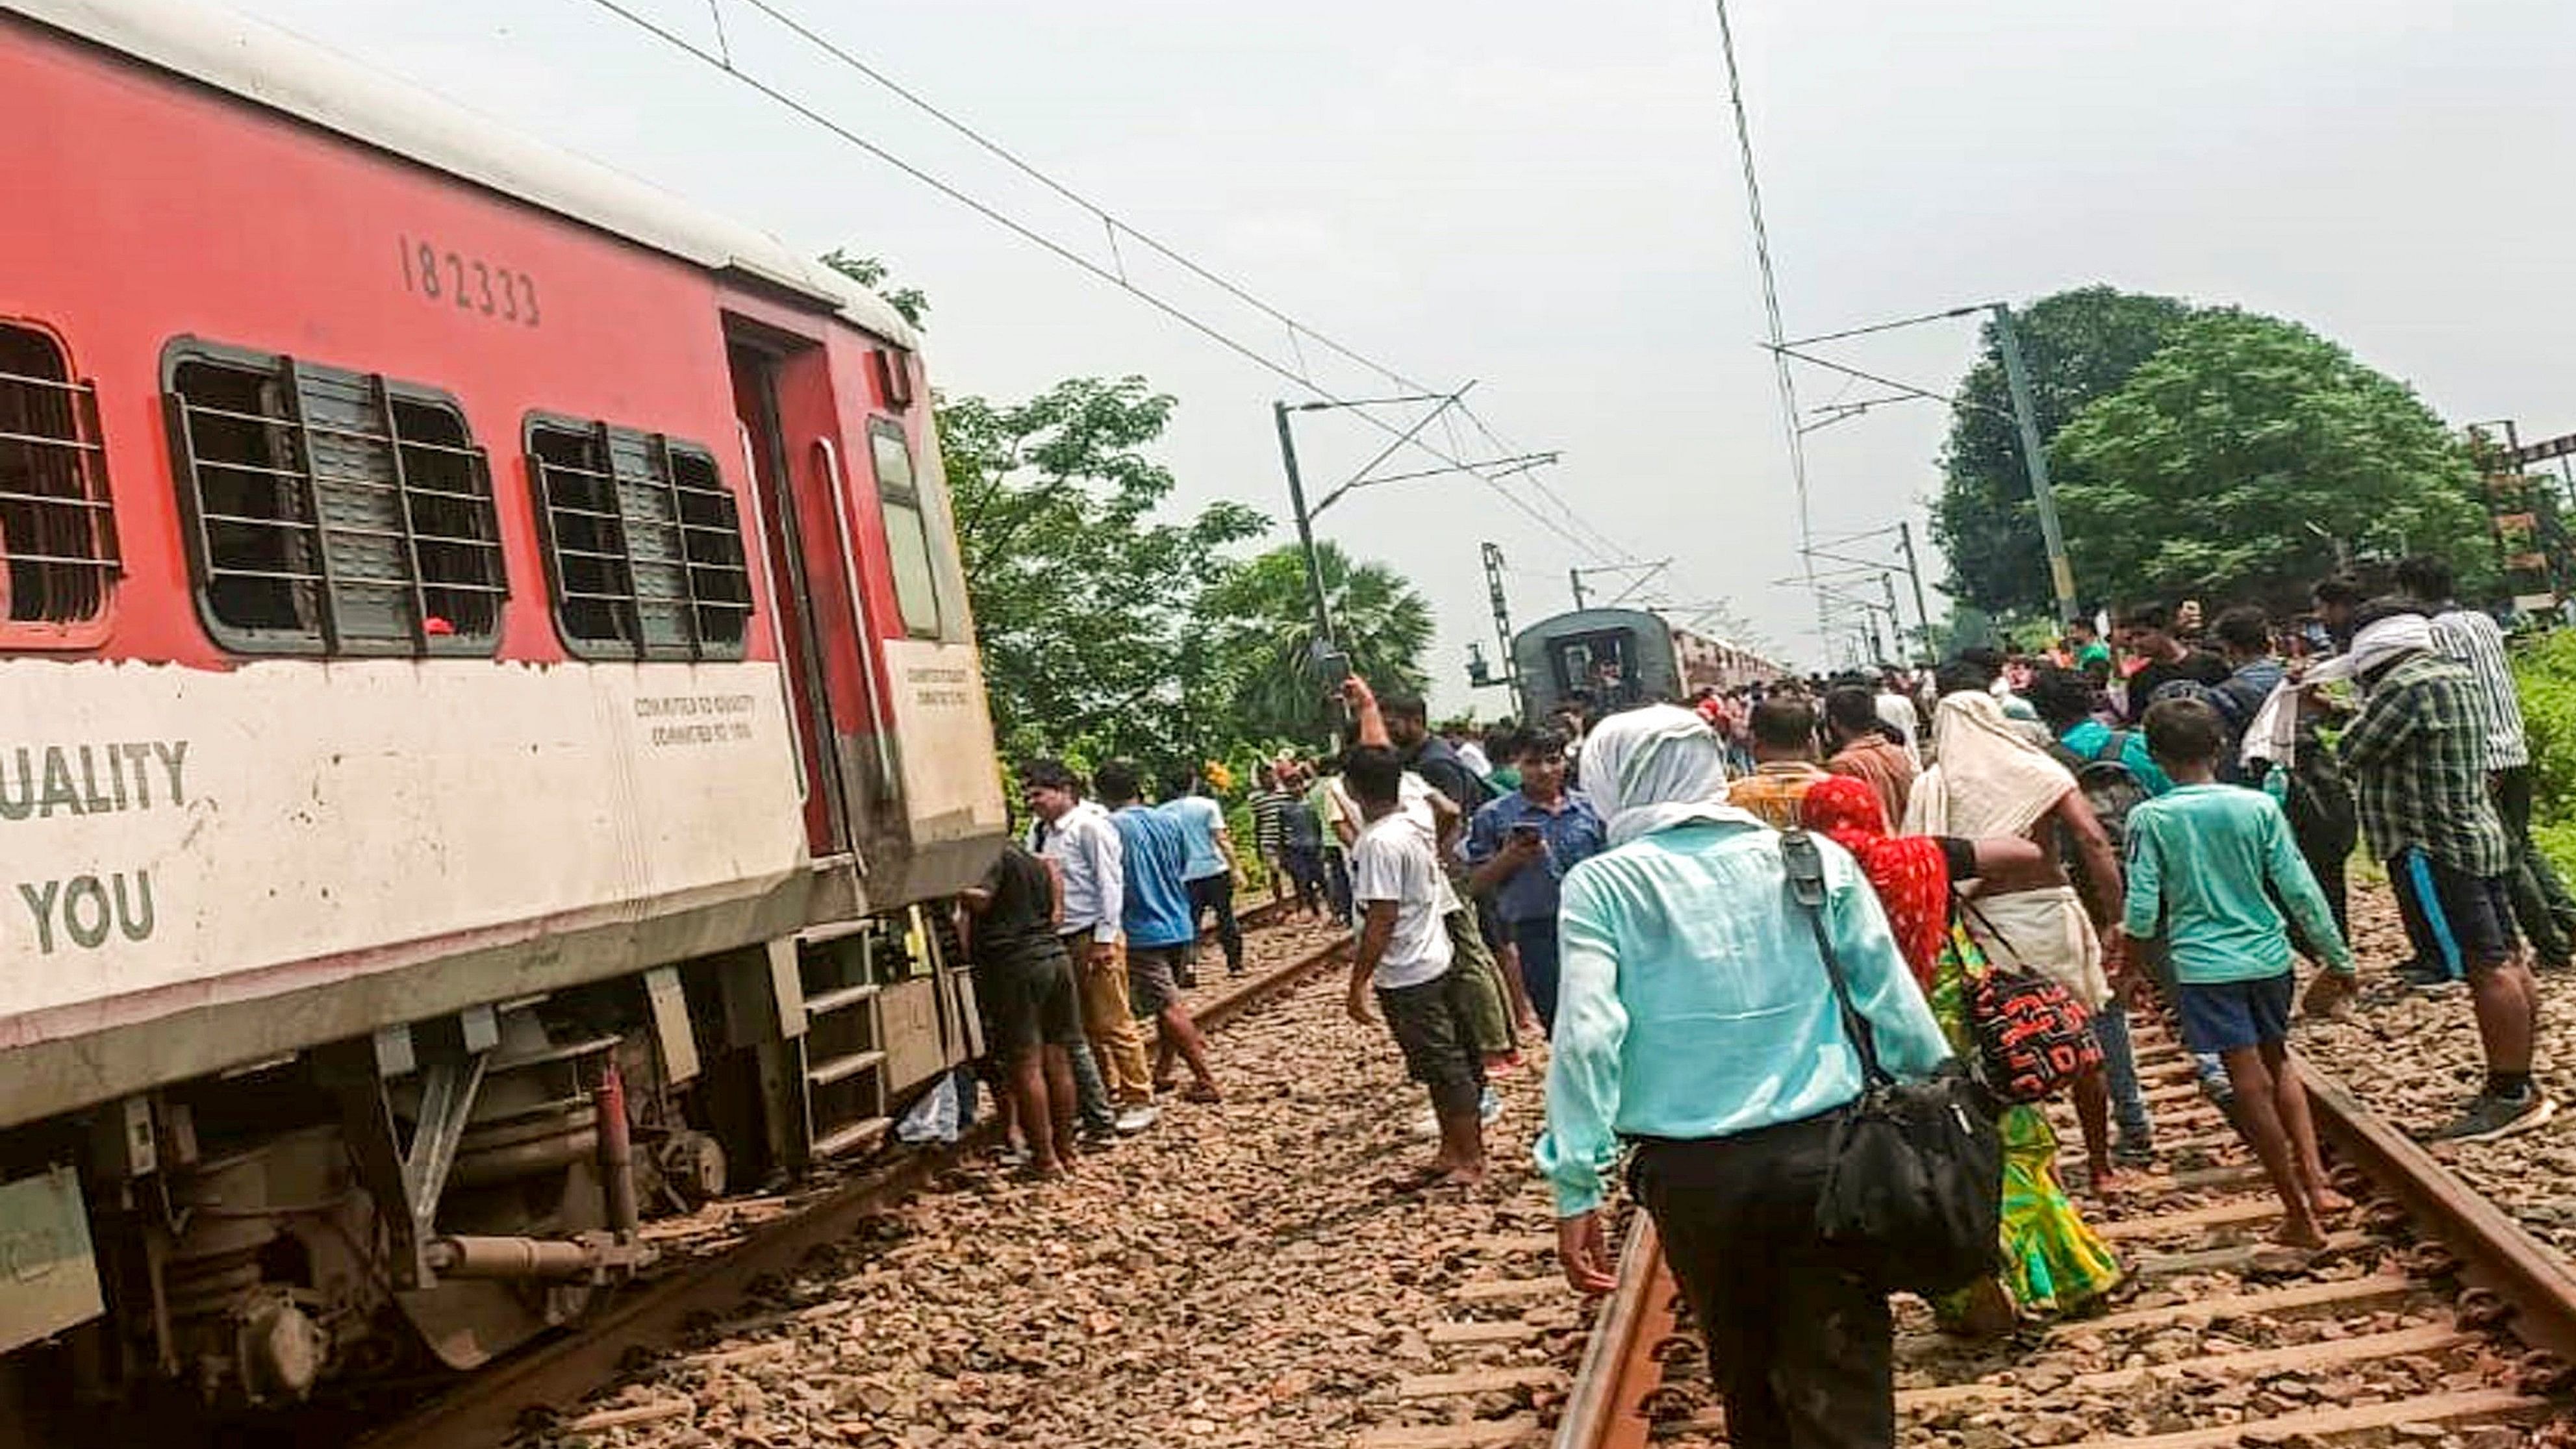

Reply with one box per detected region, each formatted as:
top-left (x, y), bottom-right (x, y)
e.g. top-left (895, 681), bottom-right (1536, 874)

top-left (1159, 767), bottom-right (1244, 979)
top-left (1538, 706), bottom-right (1947, 1449)
top-left (1096, 760), bottom-right (1221, 1103)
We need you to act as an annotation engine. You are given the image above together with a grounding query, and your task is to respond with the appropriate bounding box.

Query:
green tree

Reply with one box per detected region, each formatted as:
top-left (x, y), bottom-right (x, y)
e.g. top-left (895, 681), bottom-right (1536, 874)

top-left (817, 249), bottom-right (931, 331)
top-left (2049, 309), bottom-right (2490, 605)
top-left (1932, 286), bottom-right (2196, 615)
top-left (1201, 540), bottom-right (1435, 744)
top-left (941, 377), bottom-right (1266, 763)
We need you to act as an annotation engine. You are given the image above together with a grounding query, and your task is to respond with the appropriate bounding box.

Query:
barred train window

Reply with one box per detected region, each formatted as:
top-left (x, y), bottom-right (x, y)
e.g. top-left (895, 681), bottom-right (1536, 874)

top-left (866, 419), bottom-right (942, 639)
top-left (165, 346), bottom-right (505, 654)
top-left (526, 420), bottom-right (750, 661)
top-left (0, 325), bottom-right (118, 636)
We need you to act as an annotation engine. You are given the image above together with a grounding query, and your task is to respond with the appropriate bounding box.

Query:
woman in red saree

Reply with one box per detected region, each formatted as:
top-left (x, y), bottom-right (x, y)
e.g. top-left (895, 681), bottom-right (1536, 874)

top-left (1801, 776), bottom-right (2121, 1328)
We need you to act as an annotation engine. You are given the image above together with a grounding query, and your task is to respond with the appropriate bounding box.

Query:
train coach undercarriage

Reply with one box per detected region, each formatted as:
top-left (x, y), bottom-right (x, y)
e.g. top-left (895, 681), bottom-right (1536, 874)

top-left (1, 905), bottom-right (982, 1415)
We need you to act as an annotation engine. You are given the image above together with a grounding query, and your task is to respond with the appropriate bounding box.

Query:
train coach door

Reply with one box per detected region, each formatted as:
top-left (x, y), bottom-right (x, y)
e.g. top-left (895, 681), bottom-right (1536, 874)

top-left (729, 336), bottom-right (855, 858)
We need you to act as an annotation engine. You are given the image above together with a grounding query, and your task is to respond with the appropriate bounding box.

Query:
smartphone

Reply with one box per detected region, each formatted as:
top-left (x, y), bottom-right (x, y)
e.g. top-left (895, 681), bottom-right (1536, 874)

top-left (1509, 824), bottom-right (1543, 846)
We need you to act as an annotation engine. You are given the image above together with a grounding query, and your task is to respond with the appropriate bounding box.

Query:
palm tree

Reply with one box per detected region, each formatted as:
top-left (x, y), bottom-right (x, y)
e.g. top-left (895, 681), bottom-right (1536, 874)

top-left (1201, 542), bottom-right (1434, 744)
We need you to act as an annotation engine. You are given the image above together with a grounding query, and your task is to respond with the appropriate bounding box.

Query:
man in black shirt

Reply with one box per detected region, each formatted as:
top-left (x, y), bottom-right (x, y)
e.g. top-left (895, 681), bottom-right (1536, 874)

top-left (1382, 691), bottom-right (1489, 815)
top-left (959, 843), bottom-right (1085, 1178)
top-left (2117, 602), bottom-right (2229, 722)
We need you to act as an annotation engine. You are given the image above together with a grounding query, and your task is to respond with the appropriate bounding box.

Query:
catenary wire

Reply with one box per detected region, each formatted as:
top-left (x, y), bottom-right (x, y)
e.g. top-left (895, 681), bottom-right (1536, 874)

top-left (620, 0), bottom-right (1646, 570)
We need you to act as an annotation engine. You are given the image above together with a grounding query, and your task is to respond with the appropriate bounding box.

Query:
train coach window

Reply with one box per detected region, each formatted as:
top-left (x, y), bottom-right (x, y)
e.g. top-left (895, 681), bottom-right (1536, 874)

top-left (0, 325), bottom-right (118, 641)
top-left (866, 419), bottom-right (942, 638)
top-left (526, 419), bottom-right (750, 661)
top-left (164, 344), bottom-right (505, 655)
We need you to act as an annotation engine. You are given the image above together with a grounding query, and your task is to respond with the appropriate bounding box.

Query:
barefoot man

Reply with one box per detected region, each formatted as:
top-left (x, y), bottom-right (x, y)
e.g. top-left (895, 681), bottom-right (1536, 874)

top-left (1345, 737), bottom-right (1487, 1190)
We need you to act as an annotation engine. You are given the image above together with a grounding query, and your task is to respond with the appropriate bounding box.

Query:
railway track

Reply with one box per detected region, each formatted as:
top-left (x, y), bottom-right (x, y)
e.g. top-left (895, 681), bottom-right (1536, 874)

top-left (346, 899), bottom-right (1340, 1449)
top-left (1545, 1015), bottom-right (2576, 1449)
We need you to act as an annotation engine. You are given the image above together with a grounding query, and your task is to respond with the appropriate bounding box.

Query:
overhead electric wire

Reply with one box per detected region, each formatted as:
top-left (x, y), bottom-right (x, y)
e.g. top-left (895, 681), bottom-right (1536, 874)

top-left (632, 0), bottom-right (1649, 572)
top-left (1710, 0), bottom-right (1825, 649)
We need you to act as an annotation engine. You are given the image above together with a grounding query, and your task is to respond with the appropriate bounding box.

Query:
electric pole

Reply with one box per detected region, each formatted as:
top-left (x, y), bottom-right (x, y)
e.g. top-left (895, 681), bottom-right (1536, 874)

top-left (1271, 401), bottom-right (1339, 661)
top-left (1990, 303), bottom-right (2080, 628)
top-left (1476, 542), bottom-right (1522, 716)
top-left (1568, 567), bottom-right (1587, 611)
top-left (1897, 521), bottom-right (1935, 664)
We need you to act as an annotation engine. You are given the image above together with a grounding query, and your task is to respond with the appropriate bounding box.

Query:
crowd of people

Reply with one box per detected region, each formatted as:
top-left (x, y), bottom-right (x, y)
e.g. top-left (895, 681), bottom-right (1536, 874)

top-left (1526, 553), bottom-right (2562, 1449)
top-left (946, 550), bottom-right (2563, 1449)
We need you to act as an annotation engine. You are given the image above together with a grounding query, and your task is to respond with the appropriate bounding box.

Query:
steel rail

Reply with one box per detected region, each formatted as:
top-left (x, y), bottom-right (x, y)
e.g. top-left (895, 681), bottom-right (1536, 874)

top-left (2296, 1050), bottom-right (2576, 1364)
top-left (358, 922), bottom-right (1348, 1449)
top-left (1550, 1214), bottom-right (1667, 1449)
top-left (1554, 1054), bottom-right (2576, 1448)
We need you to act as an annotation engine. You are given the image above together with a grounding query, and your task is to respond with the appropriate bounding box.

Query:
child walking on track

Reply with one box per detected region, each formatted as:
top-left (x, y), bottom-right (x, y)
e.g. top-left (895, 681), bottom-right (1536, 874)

top-left (2121, 698), bottom-right (2356, 1247)
top-left (1344, 742), bottom-right (1487, 1191)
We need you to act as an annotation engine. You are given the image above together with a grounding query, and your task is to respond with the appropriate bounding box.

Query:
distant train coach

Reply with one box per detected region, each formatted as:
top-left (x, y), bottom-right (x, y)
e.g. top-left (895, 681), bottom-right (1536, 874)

top-left (1510, 607), bottom-right (1784, 720)
top-left (0, 0), bottom-right (1011, 1413)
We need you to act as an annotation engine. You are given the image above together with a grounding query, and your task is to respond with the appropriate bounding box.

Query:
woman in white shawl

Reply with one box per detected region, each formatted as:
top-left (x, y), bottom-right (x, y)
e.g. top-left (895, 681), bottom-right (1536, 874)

top-left (1906, 690), bottom-right (2145, 1191)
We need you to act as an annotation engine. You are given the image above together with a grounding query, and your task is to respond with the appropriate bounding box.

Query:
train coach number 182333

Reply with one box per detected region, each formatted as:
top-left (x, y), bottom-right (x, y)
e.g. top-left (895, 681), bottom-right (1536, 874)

top-left (399, 234), bottom-right (542, 326)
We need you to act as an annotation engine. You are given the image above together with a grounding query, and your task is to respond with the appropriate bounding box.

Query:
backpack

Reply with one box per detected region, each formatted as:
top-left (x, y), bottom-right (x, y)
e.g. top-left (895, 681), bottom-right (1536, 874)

top-left (2048, 730), bottom-right (2151, 855)
top-left (2154, 675), bottom-right (2256, 783)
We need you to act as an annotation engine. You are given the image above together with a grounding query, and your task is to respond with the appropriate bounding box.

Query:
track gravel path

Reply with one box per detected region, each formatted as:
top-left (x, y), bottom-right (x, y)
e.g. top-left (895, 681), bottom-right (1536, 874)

top-left (529, 927), bottom-right (1576, 1449)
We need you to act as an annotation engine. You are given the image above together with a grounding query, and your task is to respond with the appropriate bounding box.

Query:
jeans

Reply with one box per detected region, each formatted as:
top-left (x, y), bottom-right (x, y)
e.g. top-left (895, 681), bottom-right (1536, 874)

top-left (1508, 918), bottom-right (1561, 1033)
top-left (1634, 1113), bottom-right (1896, 1449)
top-left (1281, 845), bottom-right (1324, 913)
top-left (2497, 764), bottom-right (2576, 964)
top-left (2090, 998), bottom-right (2155, 1152)
top-left (1187, 872), bottom-right (1244, 973)
top-left (1066, 1040), bottom-right (1117, 1133)
top-left (1322, 851), bottom-right (1354, 925)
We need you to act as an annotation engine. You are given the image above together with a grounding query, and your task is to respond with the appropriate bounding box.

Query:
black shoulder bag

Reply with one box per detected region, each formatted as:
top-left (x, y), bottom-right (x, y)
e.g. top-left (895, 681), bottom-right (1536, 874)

top-left (1780, 829), bottom-right (2004, 1297)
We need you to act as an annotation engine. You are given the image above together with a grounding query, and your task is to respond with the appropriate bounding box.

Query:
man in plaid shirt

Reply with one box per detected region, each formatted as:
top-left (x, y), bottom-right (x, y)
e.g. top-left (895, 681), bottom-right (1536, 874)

top-left (2334, 599), bottom-right (2549, 1142)
top-left (2396, 554), bottom-right (2576, 969)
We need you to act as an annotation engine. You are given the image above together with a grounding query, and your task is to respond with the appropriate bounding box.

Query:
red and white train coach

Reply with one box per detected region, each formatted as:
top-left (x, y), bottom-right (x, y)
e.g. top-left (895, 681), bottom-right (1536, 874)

top-left (0, 0), bottom-right (1011, 1411)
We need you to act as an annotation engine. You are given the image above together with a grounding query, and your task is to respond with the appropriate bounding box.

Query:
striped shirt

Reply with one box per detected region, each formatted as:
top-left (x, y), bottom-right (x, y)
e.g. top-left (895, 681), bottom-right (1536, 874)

top-left (1247, 788), bottom-right (1290, 853)
top-left (2426, 605), bottom-right (2529, 770)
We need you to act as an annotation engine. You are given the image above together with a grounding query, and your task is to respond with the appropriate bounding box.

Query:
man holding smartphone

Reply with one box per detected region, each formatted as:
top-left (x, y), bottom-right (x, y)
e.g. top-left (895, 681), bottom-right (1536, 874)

top-left (1464, 729), bottom-right (1606, 1031)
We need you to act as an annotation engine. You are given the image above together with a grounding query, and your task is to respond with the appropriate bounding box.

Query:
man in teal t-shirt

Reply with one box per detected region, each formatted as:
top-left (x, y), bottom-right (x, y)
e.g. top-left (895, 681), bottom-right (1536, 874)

top-left (2027, 665), bottom-right (2175, 797)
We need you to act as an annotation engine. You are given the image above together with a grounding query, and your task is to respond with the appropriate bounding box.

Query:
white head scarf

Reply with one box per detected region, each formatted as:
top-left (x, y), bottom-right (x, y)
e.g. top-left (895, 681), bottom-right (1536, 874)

top-left (2349, 611), bottom-right (2434, 681)
top-left (1902, 690), bottom-right (2077, 838)
top-left (1578, 705), bottom-right (1749, 846)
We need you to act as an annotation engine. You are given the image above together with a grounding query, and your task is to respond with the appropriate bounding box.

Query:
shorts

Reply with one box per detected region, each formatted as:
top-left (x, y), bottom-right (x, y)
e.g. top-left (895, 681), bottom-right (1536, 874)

top-left (976, 948), bottom-right (1083, 1057)
top-left (1126, 944), bottom-right (1185, 1017)
top-left (2175, 974), bottom-right (2295, 1055)
top-left (1377, 970), bottom-right (1484, 1116)
top-left (2388, 848), bottom-right (2519, 977)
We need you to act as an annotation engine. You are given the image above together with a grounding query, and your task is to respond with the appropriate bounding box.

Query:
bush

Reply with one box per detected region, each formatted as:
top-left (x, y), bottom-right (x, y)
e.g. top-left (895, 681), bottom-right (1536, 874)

top-left (2512, 631), bottom-right (2576, 877)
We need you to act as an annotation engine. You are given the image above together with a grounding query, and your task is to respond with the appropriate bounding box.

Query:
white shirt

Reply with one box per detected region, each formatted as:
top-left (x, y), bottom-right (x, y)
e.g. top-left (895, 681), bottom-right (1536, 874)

top-left (1029, 800), bottom-right (1123, 942)
top-left (1456, 740), bottom-right (1493, 779)
top-left (1350, 813), bottom-right (1456, 989)
top-left (1327, 771), bottom-right (1462, 891)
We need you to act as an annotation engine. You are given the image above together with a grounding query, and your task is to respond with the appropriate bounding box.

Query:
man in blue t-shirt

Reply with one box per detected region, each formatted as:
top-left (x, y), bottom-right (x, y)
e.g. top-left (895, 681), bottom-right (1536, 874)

top-left (1160, 767), bottom-right (1244, 980)
top-left (1463, 730), bottom-right (1604, 1031)
top-left (1097, 761), bottom-right (1222, 1103)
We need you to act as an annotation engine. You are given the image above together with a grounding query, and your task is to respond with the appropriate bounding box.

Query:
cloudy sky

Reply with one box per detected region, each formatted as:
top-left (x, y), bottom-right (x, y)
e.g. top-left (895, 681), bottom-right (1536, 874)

top-left (230, 0), bottom-right (2576, 709)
